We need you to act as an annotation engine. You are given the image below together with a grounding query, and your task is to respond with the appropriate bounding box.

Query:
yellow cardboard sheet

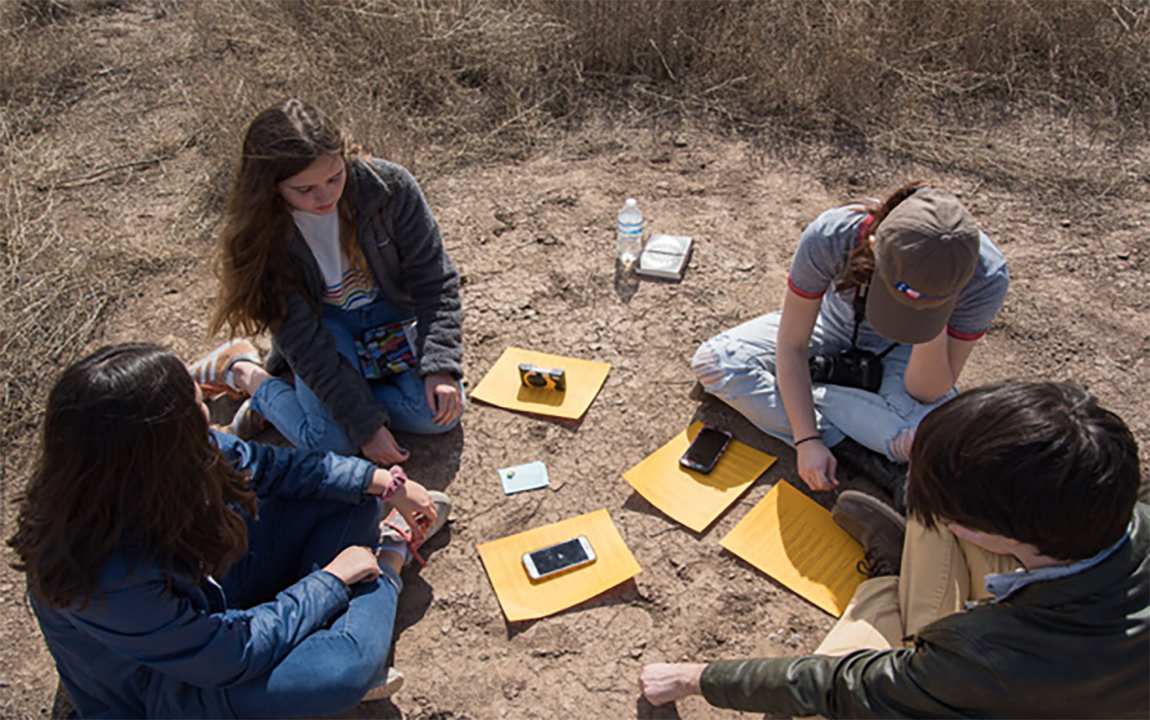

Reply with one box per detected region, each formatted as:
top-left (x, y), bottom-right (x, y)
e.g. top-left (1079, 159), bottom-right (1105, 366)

top-left (623, 421), bottom-right (777, 533)
top-left (477, 509), bottom-right (642, 622)
top-left (721, 480), bottom-right (866, 617)
top-left (469, 347), bottom-right (611, 420)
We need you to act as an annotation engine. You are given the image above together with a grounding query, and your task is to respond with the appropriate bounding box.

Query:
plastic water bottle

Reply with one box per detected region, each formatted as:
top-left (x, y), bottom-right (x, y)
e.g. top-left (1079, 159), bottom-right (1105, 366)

top-left (616, 198), bottom-right (644, 263)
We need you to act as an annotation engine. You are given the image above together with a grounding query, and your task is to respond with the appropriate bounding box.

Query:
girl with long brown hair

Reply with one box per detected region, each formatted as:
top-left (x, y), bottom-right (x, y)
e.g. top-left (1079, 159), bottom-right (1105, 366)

top-left (10, 343), bottom-right (450, 717)
top-left (194, 98), bottom-right (463, 465)
top-left (690, 183), bottom-right (1009, 509)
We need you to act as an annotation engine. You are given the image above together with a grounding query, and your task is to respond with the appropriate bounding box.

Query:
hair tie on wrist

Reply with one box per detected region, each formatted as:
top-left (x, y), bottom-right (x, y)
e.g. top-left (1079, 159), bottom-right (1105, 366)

top-left (794, 435), bottom-right (821, 446)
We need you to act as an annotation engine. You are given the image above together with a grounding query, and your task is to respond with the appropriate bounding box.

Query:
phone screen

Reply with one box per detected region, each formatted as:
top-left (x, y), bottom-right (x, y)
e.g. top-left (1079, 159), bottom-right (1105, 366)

top-left (682, 427), bottom-right (731, 471)
top-left (528, 538), bottom-right (590, 576)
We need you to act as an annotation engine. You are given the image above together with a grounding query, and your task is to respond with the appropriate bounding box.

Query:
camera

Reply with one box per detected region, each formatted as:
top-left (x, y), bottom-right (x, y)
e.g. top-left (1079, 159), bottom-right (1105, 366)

top-left (808, 347), bottom-right (884, 392)
top-left (518, 363), bottom-right (566, 392)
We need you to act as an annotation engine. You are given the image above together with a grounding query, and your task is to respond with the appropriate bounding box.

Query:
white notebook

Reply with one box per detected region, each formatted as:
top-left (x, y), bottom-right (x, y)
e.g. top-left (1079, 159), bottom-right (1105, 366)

top-left (637, 234), bottom-right (693, 280)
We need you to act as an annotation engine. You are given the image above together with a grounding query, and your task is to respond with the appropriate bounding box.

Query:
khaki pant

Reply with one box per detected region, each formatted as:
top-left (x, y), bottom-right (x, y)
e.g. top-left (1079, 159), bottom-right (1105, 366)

top-left (815, 518), bottom-right (1023, 655)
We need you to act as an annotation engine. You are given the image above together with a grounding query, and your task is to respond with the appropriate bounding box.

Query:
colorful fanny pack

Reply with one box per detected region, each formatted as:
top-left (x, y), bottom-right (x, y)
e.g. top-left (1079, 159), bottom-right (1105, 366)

top-left (355, 319), bottom-right (418, 380)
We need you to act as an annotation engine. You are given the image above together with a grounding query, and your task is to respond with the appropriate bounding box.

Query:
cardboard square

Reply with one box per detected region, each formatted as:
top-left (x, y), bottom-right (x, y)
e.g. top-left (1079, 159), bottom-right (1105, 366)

top-left (721, 480), bottom-right (867, 617)
top-left (499, 461), bottom-right (550, 495)
top-left (623, 421), bottom-right (776, 533)
top-left (470, 347), bottom-right (611, 420)
top-left (477, 509), bottom-right (642, 622)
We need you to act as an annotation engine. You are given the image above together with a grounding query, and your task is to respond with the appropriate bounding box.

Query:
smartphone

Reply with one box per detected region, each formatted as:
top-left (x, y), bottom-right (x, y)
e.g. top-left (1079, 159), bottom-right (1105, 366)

top-left (522, 536), bottom-right (596, 580)
top-left (679, 426), bottom-right (733, 474)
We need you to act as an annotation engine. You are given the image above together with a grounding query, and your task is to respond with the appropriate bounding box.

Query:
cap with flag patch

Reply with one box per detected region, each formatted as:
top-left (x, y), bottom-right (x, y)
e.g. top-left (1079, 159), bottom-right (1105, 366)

top-left (866, 188), bottom-right (980, 344)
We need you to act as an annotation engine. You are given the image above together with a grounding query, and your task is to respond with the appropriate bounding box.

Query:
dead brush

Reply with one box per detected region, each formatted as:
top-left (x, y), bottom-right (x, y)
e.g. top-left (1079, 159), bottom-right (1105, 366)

top-left (188, 0), bottom-right (581, 179)
top-left (2, 0), bottom-right (1148, 507)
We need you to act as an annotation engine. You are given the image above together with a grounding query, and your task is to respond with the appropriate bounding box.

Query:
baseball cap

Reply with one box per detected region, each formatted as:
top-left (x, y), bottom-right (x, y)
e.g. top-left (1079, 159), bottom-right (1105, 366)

top-left (866, 188), bottom-right (980, 344)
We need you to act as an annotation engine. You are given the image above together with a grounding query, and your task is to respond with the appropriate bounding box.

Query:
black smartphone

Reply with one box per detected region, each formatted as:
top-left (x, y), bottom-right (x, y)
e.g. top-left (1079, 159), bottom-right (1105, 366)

top-left (522, 536), bottom-right (596, 580)
top-left (679, 426), bottom-right (733, 474)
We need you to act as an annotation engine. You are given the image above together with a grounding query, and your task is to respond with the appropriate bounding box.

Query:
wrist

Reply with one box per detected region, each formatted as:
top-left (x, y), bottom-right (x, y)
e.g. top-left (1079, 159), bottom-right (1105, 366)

top-left (387, 465), bottom-right (408, 500)
top-left (368, 465), bottom-right (407, 500)
top-left (682, 664), bottom-right (706, 696)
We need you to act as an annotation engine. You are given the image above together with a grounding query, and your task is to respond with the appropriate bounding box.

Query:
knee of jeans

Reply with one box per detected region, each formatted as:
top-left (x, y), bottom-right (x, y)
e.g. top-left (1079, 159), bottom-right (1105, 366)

top-left (323, 661), bottom-right (380, 714)
top-left (297, 422), bottom-right (358, 456)
top-left (885, 426), bottom-right (916, 463)
top-left (691, 343), bottom-right (724, 388)
top-left (430, 414), bottom-right (460, 434)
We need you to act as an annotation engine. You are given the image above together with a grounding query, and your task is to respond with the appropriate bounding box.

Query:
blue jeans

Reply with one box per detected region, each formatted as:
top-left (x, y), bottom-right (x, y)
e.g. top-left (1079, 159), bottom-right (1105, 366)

top-left (691, 310), bottom-right (957, 461)
top-left (251, 297), bottom-right (463, 455)
top-left (223, 493), bottom-right (401, 718)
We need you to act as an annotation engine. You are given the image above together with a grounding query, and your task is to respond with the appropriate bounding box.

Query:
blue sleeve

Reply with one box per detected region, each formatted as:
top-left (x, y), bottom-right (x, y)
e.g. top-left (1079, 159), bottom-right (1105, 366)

top-left (69, 557), bottom-right (350, 688)
top-left (210, 430), bottom-right (374, 504)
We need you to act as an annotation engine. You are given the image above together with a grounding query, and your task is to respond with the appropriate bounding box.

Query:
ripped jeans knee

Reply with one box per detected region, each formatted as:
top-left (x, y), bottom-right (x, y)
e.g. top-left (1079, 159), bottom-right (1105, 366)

top-left (887, 426), bottom-right (916, 463)
top-left (691, 343), bottom-right (724, 389)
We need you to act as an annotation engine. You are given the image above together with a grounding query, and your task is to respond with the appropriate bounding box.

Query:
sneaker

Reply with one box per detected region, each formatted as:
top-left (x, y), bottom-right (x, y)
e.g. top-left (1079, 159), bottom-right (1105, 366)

top-left (832, 438), bottom-right (908, 512)
top-left (832, 490), bottom-right (906, 578)
top-left (378, 491), bottom-right (452, 567)
top-left (361, 667), bottom-right (404, 703)
top-left (188, 339), bottom-right (262, 400)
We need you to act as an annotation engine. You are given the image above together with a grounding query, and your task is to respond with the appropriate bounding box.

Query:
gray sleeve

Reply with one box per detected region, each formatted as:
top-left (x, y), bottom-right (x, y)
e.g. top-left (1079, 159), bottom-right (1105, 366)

top-left (788, 207), bottom-right (864, 299)
top-left (273, 285), bottom-right (390, 447)
top-left (385, 165), bottom-right (464, 378)
top-left (946, 232), bottom-right (1009, 340)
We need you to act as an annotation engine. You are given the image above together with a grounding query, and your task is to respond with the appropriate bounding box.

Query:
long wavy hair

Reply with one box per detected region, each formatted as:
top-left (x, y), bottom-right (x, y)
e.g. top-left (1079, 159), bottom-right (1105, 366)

top-left (835, 179), bottom-right (931, 292)
top-left (209, 99), bottom-right (364, 337)
top-left (7, 344), bottom-right (256, 610)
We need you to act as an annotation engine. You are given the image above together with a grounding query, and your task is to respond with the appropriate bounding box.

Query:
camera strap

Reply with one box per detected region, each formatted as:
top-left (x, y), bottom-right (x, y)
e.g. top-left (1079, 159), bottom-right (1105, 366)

top-left (852, 284), bottom-right (899, 359)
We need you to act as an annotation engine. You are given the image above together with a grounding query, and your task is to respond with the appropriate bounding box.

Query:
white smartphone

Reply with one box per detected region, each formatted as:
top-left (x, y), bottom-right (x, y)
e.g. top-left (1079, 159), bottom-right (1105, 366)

top-left (522, 536), bottom-right (596, 580)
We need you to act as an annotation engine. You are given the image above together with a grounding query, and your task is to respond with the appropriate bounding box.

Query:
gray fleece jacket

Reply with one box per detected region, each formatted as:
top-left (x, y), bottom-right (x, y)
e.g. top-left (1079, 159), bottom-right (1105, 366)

top-left (265, 158), bottom-right (463, 448)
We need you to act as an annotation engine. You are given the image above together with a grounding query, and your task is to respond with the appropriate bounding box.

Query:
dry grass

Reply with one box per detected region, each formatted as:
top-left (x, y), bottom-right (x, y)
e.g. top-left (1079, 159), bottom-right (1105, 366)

top-left (2, 0), bottom-right (1148, 482)
top-left (182, 0), bottom-right (1149, 191)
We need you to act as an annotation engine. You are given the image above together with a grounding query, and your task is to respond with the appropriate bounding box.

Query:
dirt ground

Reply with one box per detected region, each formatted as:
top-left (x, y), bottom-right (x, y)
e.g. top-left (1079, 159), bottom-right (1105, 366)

top-left (2, 4), bottom-right (1148, 720)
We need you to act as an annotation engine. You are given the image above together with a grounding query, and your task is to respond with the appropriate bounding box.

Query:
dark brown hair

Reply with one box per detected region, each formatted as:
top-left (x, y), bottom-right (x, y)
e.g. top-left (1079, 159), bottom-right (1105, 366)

top-left (209, 99), bottom-right (363, 337)
top-left (907, 381), bottom-right (1140, 561)
top-left (835, 180), bottom-right (930, 292)
top-left (7, 344), bottom-right (256, 609)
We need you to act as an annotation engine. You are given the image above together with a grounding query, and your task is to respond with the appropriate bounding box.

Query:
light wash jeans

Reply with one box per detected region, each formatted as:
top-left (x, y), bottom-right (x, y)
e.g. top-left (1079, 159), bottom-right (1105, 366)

top-left (691, 311), bottom-right (956, 462)
top-left (251, 297), bottom-right (462, 456)
top-left (224, 493), bottom-right (401, 718)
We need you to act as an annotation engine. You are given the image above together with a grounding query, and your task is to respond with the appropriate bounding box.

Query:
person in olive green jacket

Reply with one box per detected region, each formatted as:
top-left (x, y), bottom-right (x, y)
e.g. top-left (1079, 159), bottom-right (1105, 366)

top-left (640, 381), bottom-right (1149, 719)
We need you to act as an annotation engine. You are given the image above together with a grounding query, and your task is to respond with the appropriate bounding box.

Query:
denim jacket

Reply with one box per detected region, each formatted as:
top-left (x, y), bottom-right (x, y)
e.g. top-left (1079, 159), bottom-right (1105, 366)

top-left (31, 432), bottom-right (376, 719)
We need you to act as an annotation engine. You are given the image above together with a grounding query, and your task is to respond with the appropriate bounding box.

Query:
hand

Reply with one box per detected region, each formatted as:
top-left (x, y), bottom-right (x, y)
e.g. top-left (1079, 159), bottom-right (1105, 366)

top-left (390, 477), bottom-right (437, 536)
top-left (639, 663), bottom-right (706, 706)
top-left (797, 439), bottom-right (839, 491)
top-left (361, 425), bottom-right (410, 465)
top-left (323, 546), bottom-right (382, 586)
top-left (423, 372), bottom-right (462, 426)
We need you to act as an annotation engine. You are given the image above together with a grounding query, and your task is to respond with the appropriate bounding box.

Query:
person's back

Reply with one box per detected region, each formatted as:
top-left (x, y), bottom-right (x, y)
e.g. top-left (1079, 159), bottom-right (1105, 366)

top-left (644, 381), bottom-right (1149, 718)
top-left (915, 503), bottom-right (1148, 718)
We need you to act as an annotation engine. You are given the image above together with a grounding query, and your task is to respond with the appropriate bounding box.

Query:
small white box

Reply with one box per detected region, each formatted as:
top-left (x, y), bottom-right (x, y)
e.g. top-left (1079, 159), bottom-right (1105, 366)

top-left (636, 234), bottom-right (693, 281)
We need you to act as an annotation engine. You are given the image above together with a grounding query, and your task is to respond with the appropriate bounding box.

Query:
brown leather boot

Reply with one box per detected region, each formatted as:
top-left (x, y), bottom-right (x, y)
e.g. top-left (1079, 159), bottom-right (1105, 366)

top-left (832, 490), bottom-right (907, 578)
